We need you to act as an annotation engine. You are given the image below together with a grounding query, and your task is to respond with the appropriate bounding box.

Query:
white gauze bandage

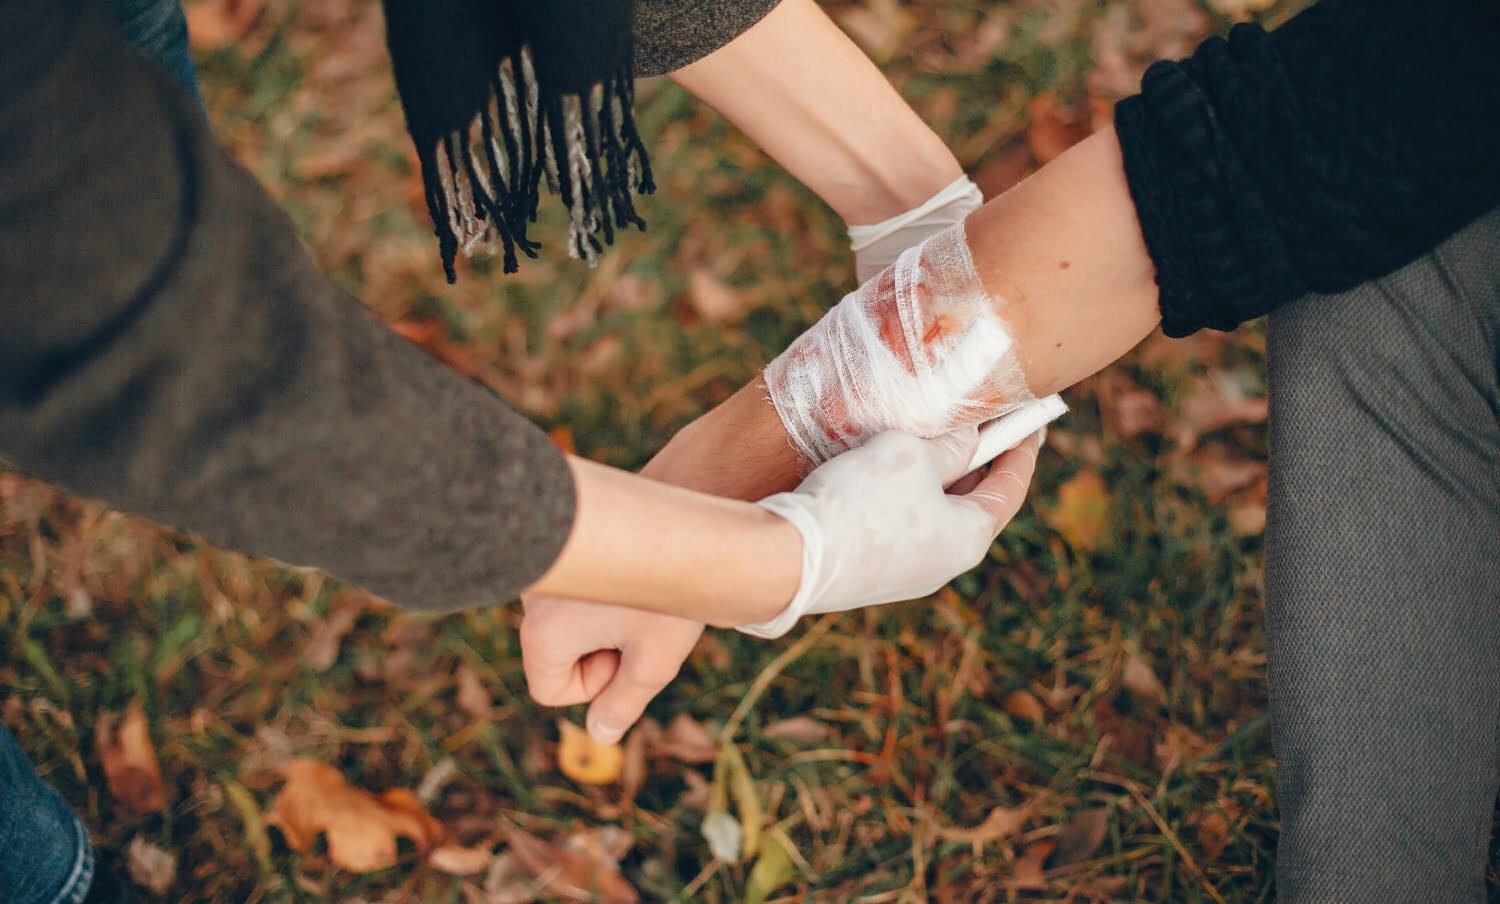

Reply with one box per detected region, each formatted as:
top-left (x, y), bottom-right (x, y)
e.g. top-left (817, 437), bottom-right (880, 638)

top-left (766, 222), bottom-right (1041, 466)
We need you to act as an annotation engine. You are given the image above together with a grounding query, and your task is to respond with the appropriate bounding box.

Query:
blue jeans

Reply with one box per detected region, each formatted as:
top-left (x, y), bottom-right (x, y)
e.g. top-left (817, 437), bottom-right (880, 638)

top-left (0, 3), bottom-right (201, 902)
top-left (0, 723), bottom-right (95, 904)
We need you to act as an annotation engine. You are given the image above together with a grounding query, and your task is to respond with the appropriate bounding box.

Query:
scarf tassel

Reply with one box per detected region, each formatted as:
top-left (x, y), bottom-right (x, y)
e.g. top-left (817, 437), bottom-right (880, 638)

top-left (418, 47), bottom-right (654, 282)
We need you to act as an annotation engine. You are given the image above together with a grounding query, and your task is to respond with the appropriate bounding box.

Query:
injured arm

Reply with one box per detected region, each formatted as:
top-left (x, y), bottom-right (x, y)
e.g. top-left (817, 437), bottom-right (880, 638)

top-left (652, 126), bottom-right (1158, 494)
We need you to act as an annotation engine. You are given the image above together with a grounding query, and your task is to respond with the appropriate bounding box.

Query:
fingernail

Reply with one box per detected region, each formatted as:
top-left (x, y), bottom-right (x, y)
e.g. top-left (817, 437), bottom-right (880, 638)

top-left (589, 717), bottom-right (624, 746)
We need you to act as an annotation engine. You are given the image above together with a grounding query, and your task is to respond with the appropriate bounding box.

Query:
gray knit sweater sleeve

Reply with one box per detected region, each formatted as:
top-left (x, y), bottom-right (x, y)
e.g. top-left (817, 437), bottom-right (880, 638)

top-left (0, 0), bottom-right (575, 613)
top-left (633, 0), bottom-right (783, 76)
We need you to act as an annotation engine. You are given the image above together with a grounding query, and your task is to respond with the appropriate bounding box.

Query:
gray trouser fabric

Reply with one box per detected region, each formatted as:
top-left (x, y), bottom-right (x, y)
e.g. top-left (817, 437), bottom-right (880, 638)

top-left (1265, 208), bottom-right (1500, 902)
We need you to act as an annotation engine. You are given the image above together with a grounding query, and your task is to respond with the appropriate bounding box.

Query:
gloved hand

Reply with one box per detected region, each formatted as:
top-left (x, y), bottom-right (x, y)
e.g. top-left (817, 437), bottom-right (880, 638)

top-left (739, 425), bottom-right (1041, 639)
top-left (848, 175), bottom-right (985, 283)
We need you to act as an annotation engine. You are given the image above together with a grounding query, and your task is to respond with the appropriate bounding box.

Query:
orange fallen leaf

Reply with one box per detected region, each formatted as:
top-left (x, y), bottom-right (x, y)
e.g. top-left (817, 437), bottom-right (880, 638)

top-left (1047, 470), bottom-right (1112, 552)
top-left (1002, 690), bottom-right (1046, 725)
top-left (1196, 810), bottom-right (1231, 861)
top-left (557, 720), bottom-right (623, 785)
top-left (96, 701), bottom-right (167, 815)
top-left (1011, 839), bottom-right (1054, 888)
top-left (266, 759), bottom-right (446, 873)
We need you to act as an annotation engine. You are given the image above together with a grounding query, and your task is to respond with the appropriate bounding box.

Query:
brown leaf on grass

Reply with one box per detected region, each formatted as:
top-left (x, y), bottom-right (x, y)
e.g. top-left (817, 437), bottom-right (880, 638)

top-left (304, 590), bottom-right (368, 672)
top-left (1011, 839), bottom-right (1054, 888)
top-left (557, 721), bottom-right (623, 786)
top-left (1191, 447), bottom-right (1268, 505)
top-left (183, 0), bottom-right (264, 51)
top-left (96, 701), bottom-right (167, 815)
top-left (265, 760), bottom-right (446, 873)
top-left (657, 713), bottom-right (718, 764)
top-left (1177, 374), bottom-right (1268, 448)
top-left (688, 270), bottom-right (748, 324)
top-left (1002, 690), bottom-right (1046, 725)
top-left (973, 139), bottom-right (1034, 198)
top-left (937, 801), bottom-right (1036, 847)
top-left (504, 825), bottom-right (639, 904)
top-left (1026, 94), bottom-right (1094, 164)
top-left (1121, 649), bottom-right (1168, 706)
top-left (1229, 499), bottom-right (1268, 537)
top-left (1046, 808), bottom-right (1110, 868)
top-left (429, 843), bottom-right (496, 876)
top-left (125, 836), bottom-right (176, 895)
top-left (834, 0), bottom-right (916, 61)
top-left (1195, 810), bottom-right (1231, 861)
top-left (1047, 470), bottom-right (1112, 552)
top-left (1099, 373), bottom-right (1168, 439)
top-left (456, 666), bottom-right (494, 721)
top-left (762, 716), bottom-right (831, 744)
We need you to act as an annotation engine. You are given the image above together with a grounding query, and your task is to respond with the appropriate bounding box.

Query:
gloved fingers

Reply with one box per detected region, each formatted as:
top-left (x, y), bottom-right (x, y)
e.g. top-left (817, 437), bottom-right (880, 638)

top-left (925, 424), bottom-right (982, 486)
top-left (955, 431), bottom-right (1042, 531)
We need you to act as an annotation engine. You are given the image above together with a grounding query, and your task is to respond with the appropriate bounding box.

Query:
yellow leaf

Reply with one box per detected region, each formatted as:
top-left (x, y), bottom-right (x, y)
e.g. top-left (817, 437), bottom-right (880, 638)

top-left (557, 720), bottom-right (623, 786)
top-left (1048, 470), bottom-right (1112, 551)
top-left (745, 834), bottom-right (797, 904)
top-left (1002, 690), bottom-right (1046, 725)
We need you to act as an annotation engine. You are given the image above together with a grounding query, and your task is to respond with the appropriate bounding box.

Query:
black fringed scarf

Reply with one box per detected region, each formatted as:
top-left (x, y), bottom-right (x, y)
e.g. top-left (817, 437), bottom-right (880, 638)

top-left (381, 0), bottom-right (655, 281)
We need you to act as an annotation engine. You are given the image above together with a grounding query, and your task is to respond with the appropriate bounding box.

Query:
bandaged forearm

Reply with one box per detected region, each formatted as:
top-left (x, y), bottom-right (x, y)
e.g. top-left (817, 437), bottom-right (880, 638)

top-left (767, 222), bottom-right (1038, 465)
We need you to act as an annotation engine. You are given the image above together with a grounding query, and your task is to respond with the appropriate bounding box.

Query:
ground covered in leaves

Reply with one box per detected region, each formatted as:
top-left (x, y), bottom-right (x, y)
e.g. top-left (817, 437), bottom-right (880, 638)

top-left (4, 0), bottom-right (1497, 901)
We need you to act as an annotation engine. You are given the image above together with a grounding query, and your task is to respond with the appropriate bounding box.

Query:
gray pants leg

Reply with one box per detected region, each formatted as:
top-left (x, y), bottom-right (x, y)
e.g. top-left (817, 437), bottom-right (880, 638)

top-left (1265, 208), bottom-right (1500, 902)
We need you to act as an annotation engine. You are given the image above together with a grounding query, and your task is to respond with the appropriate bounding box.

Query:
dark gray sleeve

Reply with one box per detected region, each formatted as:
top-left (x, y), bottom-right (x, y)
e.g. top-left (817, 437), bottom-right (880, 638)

top-left (633, 0), bottom-right (782, 77)
top-left (0, 0), bottom-right (575, 613)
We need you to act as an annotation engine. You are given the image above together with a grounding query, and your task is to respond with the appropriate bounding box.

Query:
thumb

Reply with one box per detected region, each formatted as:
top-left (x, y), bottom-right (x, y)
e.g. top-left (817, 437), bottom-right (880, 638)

top-left (922, 424), bottom-right (982, 486)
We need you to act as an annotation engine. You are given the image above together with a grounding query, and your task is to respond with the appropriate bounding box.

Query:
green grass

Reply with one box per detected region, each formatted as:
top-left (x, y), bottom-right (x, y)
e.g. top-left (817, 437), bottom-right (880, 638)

top-left (3, 0), bottom-right (1496, 901)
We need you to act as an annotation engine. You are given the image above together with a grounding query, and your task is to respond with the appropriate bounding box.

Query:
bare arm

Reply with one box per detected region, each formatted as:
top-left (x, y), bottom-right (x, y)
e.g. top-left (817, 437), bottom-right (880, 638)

top-left (668, 0), bottom-right (962, 225)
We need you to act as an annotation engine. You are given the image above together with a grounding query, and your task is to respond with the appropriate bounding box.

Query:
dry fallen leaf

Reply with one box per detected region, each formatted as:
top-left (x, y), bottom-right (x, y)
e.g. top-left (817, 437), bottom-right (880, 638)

top-left (304, 590), bottom-right (368, 672)
top-left (557, 720), bottom-right (623, 785)
top-left (1047, 470), bottom-right (1112, 552)
top-left (1177, 374), bottom-right (1269, 448)
top-left (1046, 808), bottom-right (1110, 868)
top-left (657, 713), bottom-right (718, 764)
top-left (1191, 447), bottom-right (1268, 505)
top-left (1011, 839), bottom-right (1054, 888)
top-left (430, 843), bottom-right (496, 876)
top-left (937, 801), bottom-right (1035, 848)
top-left (456, 666), bottom-right (494, 721)
top-left (505, 824), bottom-right (639, 904)
top-left (125, 836), bottom-right (176, 895)
top-left (266, 759), bottom-right (446, 873)
top-left (761, 716), bottom-right (831, 744)
top-left (1002, 690), bottom-right (1046, 725)
top-left (1100, 373), bottom-right (1168, 439)
top-left (1121, 649), bottom-right (1169, 706)
top-left (1196, 809), bottom-right (1232, 861)
top-left (95, 701), bottom-right (167, 815)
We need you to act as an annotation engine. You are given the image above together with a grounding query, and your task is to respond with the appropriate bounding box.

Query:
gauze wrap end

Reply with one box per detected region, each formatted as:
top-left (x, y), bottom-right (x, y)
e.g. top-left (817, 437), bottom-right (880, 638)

top-left (766, 221), bottom-right (1039, 466)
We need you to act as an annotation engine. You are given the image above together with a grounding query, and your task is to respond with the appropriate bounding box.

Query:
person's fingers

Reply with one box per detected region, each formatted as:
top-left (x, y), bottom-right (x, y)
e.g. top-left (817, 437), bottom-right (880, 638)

top-left (946, 466), bottom-right (986, 496)
top-left (959, 431), bottom-right (1042, 529)
top-left (519, 600), bottom-right (608, 707)
top-left (578, 649), bottom-right (621, 699)
top-left (585, 622), bottom-right (703, 745)
top-left (922, 424), bottom-right (982, 485)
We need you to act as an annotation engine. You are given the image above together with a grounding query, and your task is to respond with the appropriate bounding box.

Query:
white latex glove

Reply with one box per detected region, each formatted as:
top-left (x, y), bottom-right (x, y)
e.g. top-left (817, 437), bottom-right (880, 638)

top-left (738, 425), bottom-right (1040, 639)
top-left (848, 175), bottom-right (985, 283)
